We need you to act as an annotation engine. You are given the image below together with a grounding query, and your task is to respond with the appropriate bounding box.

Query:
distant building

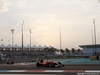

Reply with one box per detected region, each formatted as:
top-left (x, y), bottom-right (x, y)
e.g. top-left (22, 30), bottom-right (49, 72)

top-left (79, 44), bottom-right (100, 56)
top-left (0, 44), bottom-right (57, 57)
top-left (0, 44), bottom-right (51, 51)
top-left (0, 52), bottom-right (6, 60)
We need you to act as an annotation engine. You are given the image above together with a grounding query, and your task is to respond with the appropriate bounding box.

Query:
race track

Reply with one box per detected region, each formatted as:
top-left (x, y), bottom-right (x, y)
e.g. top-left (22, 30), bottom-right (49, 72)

top-left (0, 63), bottom-right (100, 75)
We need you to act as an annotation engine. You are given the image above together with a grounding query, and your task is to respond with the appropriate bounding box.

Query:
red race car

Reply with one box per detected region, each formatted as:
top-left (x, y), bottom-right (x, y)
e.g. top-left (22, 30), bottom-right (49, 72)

top-left (36, 59), bottom-right (64, 67)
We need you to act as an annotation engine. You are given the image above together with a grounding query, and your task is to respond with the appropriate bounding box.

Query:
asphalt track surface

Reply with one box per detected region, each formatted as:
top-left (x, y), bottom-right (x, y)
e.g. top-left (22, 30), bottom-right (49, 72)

top-left (0, 64), bottom-right (100, 70)
top-left (0, 63), bottom-right (100, 75)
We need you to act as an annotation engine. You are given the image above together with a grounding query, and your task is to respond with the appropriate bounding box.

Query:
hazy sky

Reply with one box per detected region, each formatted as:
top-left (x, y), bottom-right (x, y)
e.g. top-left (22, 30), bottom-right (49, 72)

top-left (0, 0), bottom-right (100, 49)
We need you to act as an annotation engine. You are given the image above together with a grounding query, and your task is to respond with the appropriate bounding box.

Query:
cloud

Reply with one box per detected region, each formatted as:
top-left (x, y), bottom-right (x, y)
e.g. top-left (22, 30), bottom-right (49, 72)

top-left (10, 0), bottom-right (42, 9)
top-left (75, 0), bottom-right (99, 11)
top-left (0, 0), bottom-right (100, 49)
top-left (0, 0), bottom-right (10, 13)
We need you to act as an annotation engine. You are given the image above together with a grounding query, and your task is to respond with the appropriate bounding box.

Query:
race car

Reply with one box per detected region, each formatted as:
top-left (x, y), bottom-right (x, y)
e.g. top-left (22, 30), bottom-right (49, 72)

top-left (36, 59), bottom-right (64, 67)
top-left (7, 60), bottom-right (14, 65)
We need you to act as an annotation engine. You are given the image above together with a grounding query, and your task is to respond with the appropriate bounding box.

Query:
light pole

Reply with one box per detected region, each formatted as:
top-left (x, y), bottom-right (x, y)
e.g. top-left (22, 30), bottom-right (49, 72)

top-left (91, 30), bottom-right (94, 53)
top-left (93, 19), bottom-right (97, 54)
top-left (29, 29), bottom-right (32, 58)
top-left (59, 28), bottom-right (61, 55)
top-left (64, 48), bottom-right (66, 58)
top-left (11, 29), bottom-right (15, 59)
top-left (22, 20), bottom-right (24, 57)
top-left (1, 39), bottom-right (3, 45)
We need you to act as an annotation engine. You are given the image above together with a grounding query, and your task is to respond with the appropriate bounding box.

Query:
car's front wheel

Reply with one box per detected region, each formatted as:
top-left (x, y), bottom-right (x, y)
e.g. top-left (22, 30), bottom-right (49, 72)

top-left (58, 62), bottom-right (61, 65)
top-left (11, 62), bottom-right (14, 64)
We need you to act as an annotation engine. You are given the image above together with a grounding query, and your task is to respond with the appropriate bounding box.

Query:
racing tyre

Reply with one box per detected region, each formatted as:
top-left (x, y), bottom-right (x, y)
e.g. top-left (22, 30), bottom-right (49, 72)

top-left (7, 62), bottom-right (9, 65)
top-left (58, 62), bottom-right (61, 65)
top-left (36, 62), bottom-right (40, 67)
top-left (11, 62), bottom-right (14, 64)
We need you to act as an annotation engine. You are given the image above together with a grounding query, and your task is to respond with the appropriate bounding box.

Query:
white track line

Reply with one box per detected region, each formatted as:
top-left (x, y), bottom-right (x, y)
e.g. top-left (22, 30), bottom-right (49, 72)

top-left (85, 70), bottom-right (100, 72)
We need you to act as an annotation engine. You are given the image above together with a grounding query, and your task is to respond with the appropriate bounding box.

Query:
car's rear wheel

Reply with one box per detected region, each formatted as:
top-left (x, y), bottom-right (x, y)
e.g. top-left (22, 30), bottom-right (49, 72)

top-left (7, 62), bottom-right (9, 65)
top-left (36, 62), bottom-right (41, 67)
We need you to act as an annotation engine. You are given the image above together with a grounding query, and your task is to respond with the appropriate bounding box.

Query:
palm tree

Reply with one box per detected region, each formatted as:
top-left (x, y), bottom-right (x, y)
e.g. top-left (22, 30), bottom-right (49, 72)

top-left (44, 47), bottom-right (55, 55)
top-left (71, 48), bottom-right (76, 55)
top-left (56, 49), bottom-right (59, 52)
top-left (50, 47), bottom-right (55, 52)
top-left (77, 49), bottom-right (82, 54)
top-left (60, 49), bottom-right (64, 53)
top-left (65, 48), bottom-right (70, 54)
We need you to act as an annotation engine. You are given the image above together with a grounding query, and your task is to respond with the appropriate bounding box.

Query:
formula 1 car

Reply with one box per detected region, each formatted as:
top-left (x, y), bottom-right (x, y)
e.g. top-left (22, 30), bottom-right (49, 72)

top-left (7, 60), bottom-right (14, 65)
top-left (36, 59), bottom-right (64, 67)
